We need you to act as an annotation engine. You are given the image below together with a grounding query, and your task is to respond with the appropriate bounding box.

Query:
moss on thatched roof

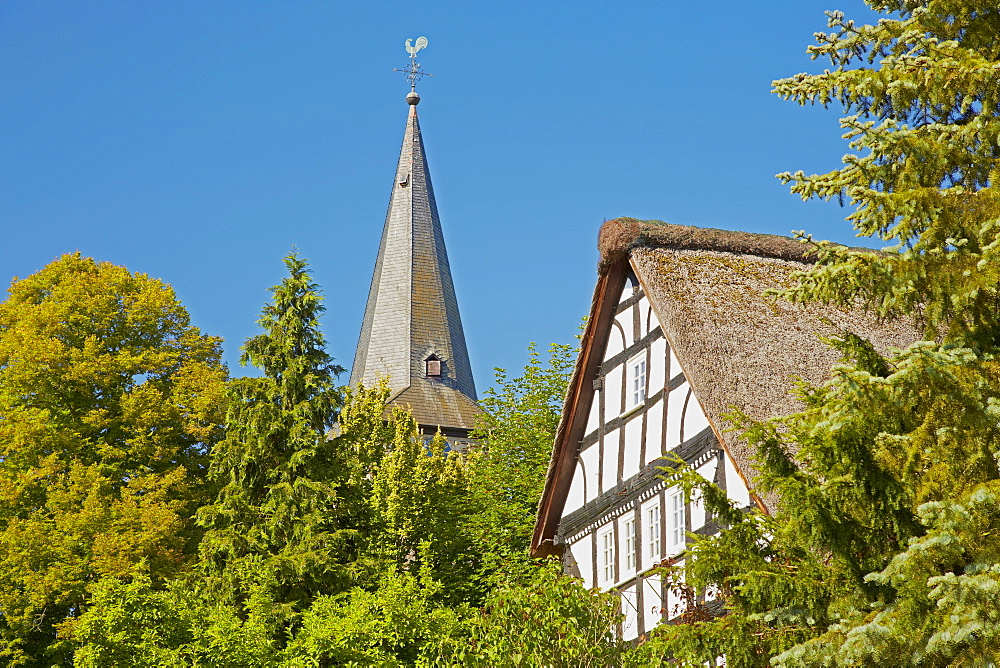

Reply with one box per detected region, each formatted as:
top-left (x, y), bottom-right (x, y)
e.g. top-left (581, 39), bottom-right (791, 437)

top-left (630, 244), bottom-right (915, 506)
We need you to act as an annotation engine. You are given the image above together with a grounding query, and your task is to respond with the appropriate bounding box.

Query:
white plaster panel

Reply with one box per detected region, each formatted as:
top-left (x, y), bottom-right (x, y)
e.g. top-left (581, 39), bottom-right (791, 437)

top-left (638, 296), bottom-right (651, 336)
top-left (663, 576), bottom-right (679, 621)
top-left (643, 574), bottom-right (663, 633)
top-left (580, 445), bottom-right (600, 503)
top-left (606, 324), bottom-right (625, 360)
top-left (663, 557), bottom-right (685, 620)
top-left (690, 460), bottom-right (718, 532)
top-left (601, 430), bottom-right (620, 493)
top-left (725, 453), bottom-right (752, 509)
top-left (616, 310), bottom-right (634, 347)
top-left (622, 585), bottom-right (639, 641)
top-left (683, 393), bottom-right (710, 443)
top-left (689, 490), bottom-right (705, 534)
top-left (668, 347), bottom-right (682, 379)
top-left (585, 392), bottom-right (600, 435)
top-left (645, 398), bottom-right (664, 465)
top-left (564, 461), bottom-right (585, 515)
top-left (648, 338), bottom-right (666, 393)
top-left (571, 535), bottom-right (594, 590)
top-left (618, 283), bottom-right (634, 305)
top-left (666, 382), bottom-right (688, 450)
top-left (604, 365), bottom-right (623, 423)
top-left (623, 417), bottom-right (642, 480)
top-left (696, 457), bottom-right (718, 484)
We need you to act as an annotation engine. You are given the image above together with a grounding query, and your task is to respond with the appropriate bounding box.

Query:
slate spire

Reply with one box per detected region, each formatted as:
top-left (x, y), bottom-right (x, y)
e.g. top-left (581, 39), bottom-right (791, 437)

top-left (350, 93), bottom-right (481, 437)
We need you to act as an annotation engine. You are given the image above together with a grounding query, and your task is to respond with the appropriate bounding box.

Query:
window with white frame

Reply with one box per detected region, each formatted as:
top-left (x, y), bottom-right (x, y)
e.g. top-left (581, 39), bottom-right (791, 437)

top-left (670, 488), bottom-right (686, 550)
top-left (623, 518), bottom-right (636, 571)
top-left (600, 528), bottom-right (615, 584)
top-left (646, 503), bottom-right (661, 561)
top-left (629, 354), bottom-right (646, 407)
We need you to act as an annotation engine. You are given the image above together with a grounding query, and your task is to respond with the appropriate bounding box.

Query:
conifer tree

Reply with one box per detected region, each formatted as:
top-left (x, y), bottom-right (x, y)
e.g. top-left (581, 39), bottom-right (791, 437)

top-left (197, 252), bottom-right (351, 609)
top-left (647, 2), bottom-right (1000, 665)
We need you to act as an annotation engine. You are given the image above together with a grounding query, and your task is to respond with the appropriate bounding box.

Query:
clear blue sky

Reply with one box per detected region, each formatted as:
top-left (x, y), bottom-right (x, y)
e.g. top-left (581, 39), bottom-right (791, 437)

top-left (2, 0), bottom-right (882, 392)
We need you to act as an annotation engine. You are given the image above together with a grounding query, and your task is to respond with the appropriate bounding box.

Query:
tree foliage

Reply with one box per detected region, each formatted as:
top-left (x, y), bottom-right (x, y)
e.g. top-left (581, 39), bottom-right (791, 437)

top-left (646, 2), bottom-right (1000, 665)
top-left (17, 250), bottom-right (595, 666)
top-left (0, 254), bottom-right (227, 665)
top-left (462, 343), bottom-right (575, 586)
top-left (431, 561), bottom-right (629, 668)
top-left (72, 325), bottom-right (581, 665)
top-left (196, 252), bottom-right (352, 613)
top-left (366, 410), bottom-right (476, 606)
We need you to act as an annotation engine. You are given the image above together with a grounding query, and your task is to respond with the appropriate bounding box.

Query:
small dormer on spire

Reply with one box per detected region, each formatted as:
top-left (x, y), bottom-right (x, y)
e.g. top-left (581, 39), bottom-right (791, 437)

top-left (425, 354), bottom-right (442, 378)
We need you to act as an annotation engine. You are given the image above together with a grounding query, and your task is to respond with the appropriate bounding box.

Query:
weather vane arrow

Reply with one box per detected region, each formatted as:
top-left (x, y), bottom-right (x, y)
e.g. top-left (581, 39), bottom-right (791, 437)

top-left (393, 35), bottom-right (433, 96)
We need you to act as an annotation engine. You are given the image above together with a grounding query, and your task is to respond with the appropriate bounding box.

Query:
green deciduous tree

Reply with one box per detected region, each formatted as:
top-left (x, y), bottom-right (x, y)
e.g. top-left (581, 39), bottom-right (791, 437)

top-left (283, 570), bottom-right (462, 666)
top-left (75, 333), bottom-right (580, 665)
top-left (0, 253), bottom-right (227, 665)
top-left (74, 253), bottom-right (486, 664)
top-left (647, 2), bottom-right (1000, 666)
top-left (367, 412), bottom-right (477, 606)
top-left (75, 382), bottom-right (473, 666)
top-left (463, 343), bottom-right (575, 587)
top-left (74, 565), bottom-right (281, 667)
top-left (76, 564), bottom-right (463, 667)
top-left (430, 561), bottom-right (628, 668)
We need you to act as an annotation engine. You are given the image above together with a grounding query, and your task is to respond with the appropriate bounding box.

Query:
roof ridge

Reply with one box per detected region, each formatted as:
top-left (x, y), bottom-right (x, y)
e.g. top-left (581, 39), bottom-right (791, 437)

top-left (598, 217), bottom-right (819, 270)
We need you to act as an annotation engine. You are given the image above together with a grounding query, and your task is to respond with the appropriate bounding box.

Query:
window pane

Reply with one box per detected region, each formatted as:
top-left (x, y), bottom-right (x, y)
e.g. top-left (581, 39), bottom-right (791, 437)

top-left (624, 519), bottom-right (635, 570)
top-left (647, 505), bottom-right (660, 559)
top-left (670, 491), bottom-right (686, 548)
top-left (629, 357), bottom-right (647, 406)
top-left (601, 530), bottom-right (615, 583)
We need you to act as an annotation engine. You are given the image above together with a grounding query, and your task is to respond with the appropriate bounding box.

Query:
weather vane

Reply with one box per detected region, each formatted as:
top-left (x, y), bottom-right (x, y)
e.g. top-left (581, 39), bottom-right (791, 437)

top-left (393, 36), bottom-right (433, 93)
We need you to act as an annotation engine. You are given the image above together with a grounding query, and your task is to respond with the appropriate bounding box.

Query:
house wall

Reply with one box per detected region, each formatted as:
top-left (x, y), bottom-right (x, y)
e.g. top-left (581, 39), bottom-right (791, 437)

top-left (558, 268), bottom-right (752, 640)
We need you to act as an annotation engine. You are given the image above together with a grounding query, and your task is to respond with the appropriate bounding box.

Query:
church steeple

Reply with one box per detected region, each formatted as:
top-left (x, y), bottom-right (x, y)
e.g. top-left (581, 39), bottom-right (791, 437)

top-left (350, 79), bottom-right (481, 438)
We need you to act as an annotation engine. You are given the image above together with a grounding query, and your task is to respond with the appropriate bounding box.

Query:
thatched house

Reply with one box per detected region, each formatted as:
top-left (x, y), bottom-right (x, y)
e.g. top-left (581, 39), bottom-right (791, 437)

top-left (529, 217), bottom-right (913, 640)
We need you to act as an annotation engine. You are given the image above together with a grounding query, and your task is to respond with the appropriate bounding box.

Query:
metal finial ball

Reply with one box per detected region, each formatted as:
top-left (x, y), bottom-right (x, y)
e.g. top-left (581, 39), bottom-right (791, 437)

top-left (406, 91), bottom-right (420, 105)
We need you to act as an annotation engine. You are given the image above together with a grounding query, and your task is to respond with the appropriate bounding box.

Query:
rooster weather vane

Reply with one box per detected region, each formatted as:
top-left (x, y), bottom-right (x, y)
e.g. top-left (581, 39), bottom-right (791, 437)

top-left (394, 36), bottom-right (433, 92)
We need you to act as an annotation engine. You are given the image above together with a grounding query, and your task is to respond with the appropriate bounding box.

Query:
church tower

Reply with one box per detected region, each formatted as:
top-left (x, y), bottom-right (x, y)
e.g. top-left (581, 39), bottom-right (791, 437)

top-left (350, 40), bottom-right (481, 444)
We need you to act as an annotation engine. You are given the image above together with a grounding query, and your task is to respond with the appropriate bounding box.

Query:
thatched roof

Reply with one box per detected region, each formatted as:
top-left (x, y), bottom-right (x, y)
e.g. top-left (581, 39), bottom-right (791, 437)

top-left (531, 218), bottom-right (915, 555)
top-left (632, 247), bottom-right (914, 495)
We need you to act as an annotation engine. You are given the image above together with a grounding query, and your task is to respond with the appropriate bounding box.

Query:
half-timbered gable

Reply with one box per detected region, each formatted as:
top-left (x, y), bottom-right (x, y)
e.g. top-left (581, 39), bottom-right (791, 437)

top-left (532, 218), bottom-right (914, 640)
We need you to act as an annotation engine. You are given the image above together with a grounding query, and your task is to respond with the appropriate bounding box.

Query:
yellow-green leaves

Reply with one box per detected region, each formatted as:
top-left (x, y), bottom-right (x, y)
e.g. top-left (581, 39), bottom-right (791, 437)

top-left (0, 253), bottom-right (226, 665)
